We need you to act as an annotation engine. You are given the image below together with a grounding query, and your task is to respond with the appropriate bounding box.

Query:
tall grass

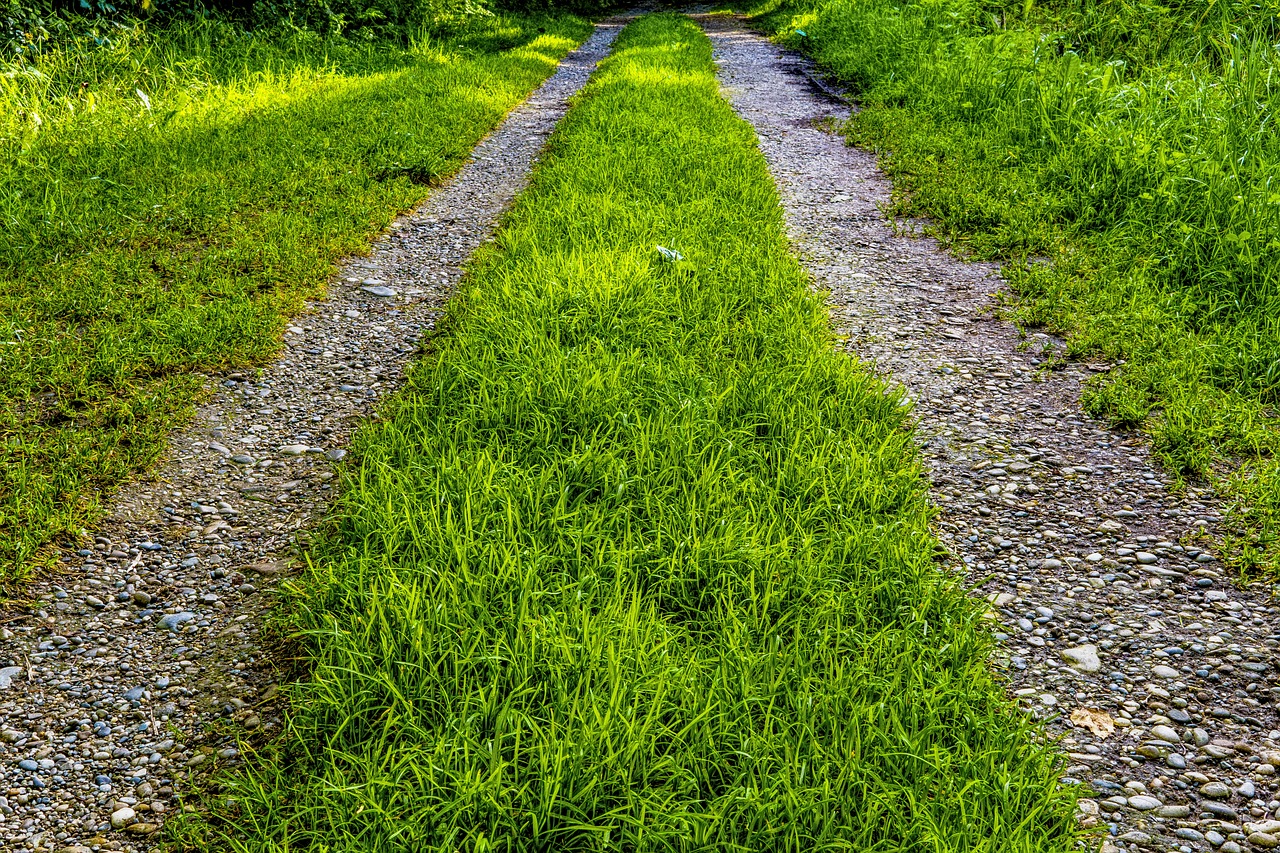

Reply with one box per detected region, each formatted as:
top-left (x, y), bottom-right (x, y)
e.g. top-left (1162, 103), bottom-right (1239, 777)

top-left (0, 11), bottom-right (591, 582)
top-left (195, 13), bottom-right (1078, 851)
top-left (748, 0), bottom-right (1280, 571)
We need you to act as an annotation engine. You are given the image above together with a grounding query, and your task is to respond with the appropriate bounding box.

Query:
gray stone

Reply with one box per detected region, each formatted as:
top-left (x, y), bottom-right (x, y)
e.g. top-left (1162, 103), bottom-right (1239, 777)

top-left (1061, 644), bottom-right (1101, 672)
top-left (1203, 801), bottom-right (1237, 820)
top-left (1201, 781), bottom-right (1232, 799)
top-left (158, 611), bottom-right (196, 631)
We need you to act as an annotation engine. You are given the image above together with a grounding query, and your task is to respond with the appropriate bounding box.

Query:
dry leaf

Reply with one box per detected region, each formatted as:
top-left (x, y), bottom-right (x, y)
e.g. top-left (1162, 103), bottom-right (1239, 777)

top-left (244, 561), bottom-right (288, 575)
top-left (1070, 707), bottom-right (1115, 739)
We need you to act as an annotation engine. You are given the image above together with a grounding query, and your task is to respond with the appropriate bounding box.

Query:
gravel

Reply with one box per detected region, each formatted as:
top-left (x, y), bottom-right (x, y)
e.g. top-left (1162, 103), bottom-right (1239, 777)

top-left (0, 20), bottom-right (624, 852)
top-left (702, 13), bottom-right (1280, 853)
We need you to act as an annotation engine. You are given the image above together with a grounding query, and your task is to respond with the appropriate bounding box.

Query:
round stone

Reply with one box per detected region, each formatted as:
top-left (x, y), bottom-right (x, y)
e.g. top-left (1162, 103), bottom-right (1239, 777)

top-left (1200, 781), bottom-right (1232, 799)
top-left (1127, 795), bottom-right (1161, 811)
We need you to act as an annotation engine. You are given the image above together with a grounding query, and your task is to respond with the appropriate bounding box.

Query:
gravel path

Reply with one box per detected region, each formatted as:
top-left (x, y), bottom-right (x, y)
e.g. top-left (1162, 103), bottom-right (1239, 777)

top-left (0, 20), bottom-right (624, 853)
top-left (700, 14), bottom-right (1280, 853)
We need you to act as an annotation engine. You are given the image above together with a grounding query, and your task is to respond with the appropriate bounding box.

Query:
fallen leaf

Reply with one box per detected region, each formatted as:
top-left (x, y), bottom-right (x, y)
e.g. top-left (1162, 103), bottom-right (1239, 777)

top-left (244, 561), bottom-right (287, 575)
top-left (1070, 707), bottom-right (1115, 739)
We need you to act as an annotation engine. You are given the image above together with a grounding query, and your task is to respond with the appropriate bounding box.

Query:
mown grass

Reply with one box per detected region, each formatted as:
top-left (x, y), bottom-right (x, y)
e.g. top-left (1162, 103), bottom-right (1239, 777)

top-left (745, 0), bottom-right (1280, 573)
top-left (0, 12), bottom-right (591, 583)
top-left (193, 13), bottom-right (1078, 851)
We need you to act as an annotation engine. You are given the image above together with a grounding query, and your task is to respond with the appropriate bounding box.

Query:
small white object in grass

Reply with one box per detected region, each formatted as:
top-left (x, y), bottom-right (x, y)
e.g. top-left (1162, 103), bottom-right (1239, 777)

top-left (655, 245), bottom-right (683, 262)
top-left (136, 89), bottom-right (151, 111)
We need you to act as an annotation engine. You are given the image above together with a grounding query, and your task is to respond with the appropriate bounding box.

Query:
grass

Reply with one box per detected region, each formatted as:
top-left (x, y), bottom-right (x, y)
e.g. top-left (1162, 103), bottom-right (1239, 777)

top-left (189, 13), bottom-right (1078, 851)
top-left (0, 11), bottom-right (592, 584)
top-left (744, 0), bottom-right (1280, 574)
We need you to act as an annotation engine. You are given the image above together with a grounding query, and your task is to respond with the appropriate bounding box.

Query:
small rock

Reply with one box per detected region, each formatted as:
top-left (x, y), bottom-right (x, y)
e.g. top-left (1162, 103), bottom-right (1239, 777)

top-left (1127, 795), bottom-right (1161, 811)
top-left (1061, 644), bottom-right (1101, 673)
top-left (158, 612), bottom-right (196, 632)
top-left (1201, 781), bottom-right (1232, 799)
top-left (0, 666), bottom-right (22, 689)
top-left (110, 806), bottom-right (136, 829)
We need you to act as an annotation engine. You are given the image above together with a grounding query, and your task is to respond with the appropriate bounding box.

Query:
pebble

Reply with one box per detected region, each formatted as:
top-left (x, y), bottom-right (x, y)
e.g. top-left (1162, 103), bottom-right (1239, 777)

top-left (159, 611), bottom-right (197, 631)
top-left (1201, 781), bottom-right (1232, 799)
top-left (1061, 644), bottom-right (1101, 673)
top-left (0, 667), bottom-right (21, 690)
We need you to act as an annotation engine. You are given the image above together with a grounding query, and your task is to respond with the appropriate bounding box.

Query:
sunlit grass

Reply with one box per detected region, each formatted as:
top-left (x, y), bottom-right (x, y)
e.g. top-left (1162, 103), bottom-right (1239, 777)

top-left (191, 13), bottom-right (1079, 852)
top-left (746, 0), bottom-right (1280, 574)
top-left (0, 12), bottom-right (591, 582)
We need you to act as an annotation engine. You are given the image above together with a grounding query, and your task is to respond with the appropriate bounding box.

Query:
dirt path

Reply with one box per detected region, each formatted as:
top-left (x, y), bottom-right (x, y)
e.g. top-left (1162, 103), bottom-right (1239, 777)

top-left (0, 21), bottom-right (625, 852)
top-left (700, 14), bottom-right (1280, 853)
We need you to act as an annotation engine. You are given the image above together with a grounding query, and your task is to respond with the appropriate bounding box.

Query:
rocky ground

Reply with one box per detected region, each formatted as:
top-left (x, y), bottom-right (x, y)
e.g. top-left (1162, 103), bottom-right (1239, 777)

top-left (701, 14), bottom-right (1280, 853)
top-left (0, 21), bottom-right (624, 853)
top-left (6, 11), bottom-right (1279, 853)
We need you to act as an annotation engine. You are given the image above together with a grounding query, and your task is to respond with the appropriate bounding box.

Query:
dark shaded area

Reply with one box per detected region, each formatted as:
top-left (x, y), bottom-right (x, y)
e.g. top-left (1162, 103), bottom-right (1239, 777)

top-left (3, 0), bottom-right (607, 57)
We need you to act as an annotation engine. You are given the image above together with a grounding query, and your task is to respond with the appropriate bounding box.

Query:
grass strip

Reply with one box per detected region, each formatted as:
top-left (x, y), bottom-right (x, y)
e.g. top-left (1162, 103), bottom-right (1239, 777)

top-left (744, 0), bottom-right (1280, 573)
top-left (203, 13), bottom-right (1077, 851)
top-left (0, 13), bottom-right (591, 582)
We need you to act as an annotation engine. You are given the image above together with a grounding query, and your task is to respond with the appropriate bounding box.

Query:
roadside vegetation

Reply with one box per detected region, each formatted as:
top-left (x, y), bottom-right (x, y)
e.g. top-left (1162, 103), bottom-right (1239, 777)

top-left (747, 0), bottom-right (1280, 572)
top-left (0, 5), bottom-right (591, 581)
top-left (195, 13), bottom-right (1077, 851)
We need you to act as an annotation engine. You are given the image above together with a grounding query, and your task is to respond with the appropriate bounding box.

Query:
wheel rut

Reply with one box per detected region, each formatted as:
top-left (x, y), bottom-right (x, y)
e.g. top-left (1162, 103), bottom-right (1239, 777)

top-left (0, 19), bottom-right (625, 852)
top-left (699, 14), bottom-right (1280, 853)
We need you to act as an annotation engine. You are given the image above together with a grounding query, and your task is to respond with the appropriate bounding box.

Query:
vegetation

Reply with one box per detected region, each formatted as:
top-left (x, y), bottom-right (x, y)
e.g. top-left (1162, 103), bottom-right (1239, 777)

top-left (192, 13), bottom-right (1077, 851)
top-left (747, 0), bottom-right (1280, 572)
top-left (0, 10), bottom-right (591, 582)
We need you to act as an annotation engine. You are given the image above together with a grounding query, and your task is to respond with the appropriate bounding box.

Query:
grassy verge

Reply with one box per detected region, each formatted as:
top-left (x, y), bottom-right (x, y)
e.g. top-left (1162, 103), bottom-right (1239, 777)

top-left (198, 13), bottom-right (1077, 851)
top-left (745, 0), bottom-right (1280, 573)
top-left (0, 12), bottom-right (591, 583)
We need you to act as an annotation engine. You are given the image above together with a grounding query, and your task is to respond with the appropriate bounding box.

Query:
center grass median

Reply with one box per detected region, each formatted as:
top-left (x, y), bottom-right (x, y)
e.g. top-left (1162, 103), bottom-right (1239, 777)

top-left (209, 13), bottom-right (1077, 851)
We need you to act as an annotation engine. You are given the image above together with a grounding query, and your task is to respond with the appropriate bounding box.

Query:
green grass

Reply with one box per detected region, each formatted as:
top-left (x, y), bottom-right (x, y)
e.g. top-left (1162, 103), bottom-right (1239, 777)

top-left (192, 13), bottom-right (1077, 851)
top-left (0, 12), bottom-right (591, 583)
top-left (744, 0), bottom-right (1280, 573)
